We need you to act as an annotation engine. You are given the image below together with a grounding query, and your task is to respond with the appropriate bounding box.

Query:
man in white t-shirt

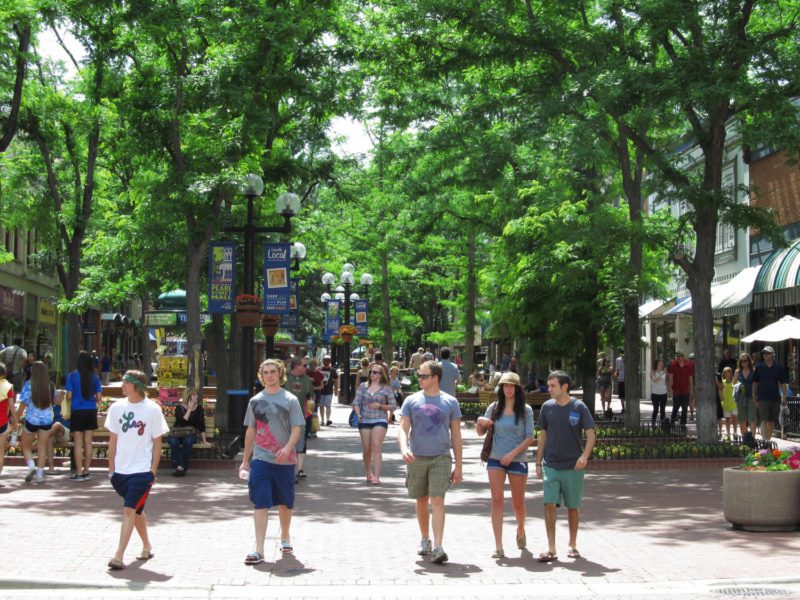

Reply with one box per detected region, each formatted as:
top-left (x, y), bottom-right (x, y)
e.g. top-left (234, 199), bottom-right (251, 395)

top-left (105, 370), bottom-right (169, 570)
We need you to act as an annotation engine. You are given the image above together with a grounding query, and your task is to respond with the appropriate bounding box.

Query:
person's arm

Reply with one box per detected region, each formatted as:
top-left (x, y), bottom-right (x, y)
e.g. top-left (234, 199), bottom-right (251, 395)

top-left (334, 372), bottom-right (339, 397)
top-left (398, 415), bottom-right (415, 462)
top-left (689, 375), bottom-right (694, 396)
top-left (239, 425), bottom-right (255, 473)
top-left (108, 432), bottom-right (117, 476)
top-left (576, 428), bottom-right (595, 470)
top-left (752, 380), bottom-right (759, 405)
top-left (275, 425), bottom-right (302, 464)
top-left (535, 429), bottom-right (547, 478)
top-left (151, 435), bottom-right (162, 477)
top-left (450, 418), bottom-right (463, 484)
top-left (667, 373), bottom-right (673, 395)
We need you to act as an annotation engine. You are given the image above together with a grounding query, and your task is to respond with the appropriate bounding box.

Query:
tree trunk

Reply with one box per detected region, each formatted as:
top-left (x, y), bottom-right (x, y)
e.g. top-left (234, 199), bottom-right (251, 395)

top-left (209, 312), bottom-right (229, 432)
top-left (140, 295), bottom-right (152, 381)
top-left (463, 225), bottom-right (477, 382)
top-left (381, 250), bottom-right (392, 363)
top-left (579, 326), bottom-right (599, 414)
top-left (185, 239), bottom-right (208, 388)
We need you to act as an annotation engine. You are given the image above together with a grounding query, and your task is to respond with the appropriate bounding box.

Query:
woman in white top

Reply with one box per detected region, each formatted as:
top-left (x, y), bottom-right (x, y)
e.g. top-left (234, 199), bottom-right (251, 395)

top-left (650, 359), bottom-right (668, 425)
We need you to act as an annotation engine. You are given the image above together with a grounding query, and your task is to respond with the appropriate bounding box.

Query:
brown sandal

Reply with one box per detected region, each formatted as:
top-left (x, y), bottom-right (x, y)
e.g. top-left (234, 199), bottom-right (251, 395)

top-left (107, 558), bottom-right (125, 570)
top-left (537, 551), bottom-right (558, 562)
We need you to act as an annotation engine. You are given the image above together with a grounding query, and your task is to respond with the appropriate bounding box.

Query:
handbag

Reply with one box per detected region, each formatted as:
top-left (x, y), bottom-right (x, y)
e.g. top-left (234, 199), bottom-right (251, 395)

top-left (310, 413), bottom-right (320, 433)
top-left (348, 409), bottom-right (359, 428)
top-left (170, 425), bottom-right (195, 438)
top-left (480, 402), bottom-right (500, 462)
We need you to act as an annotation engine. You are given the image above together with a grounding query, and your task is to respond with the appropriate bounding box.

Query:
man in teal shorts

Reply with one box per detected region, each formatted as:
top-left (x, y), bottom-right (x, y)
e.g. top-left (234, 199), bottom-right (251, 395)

top-left (535, 370), bottom-right (595, 562)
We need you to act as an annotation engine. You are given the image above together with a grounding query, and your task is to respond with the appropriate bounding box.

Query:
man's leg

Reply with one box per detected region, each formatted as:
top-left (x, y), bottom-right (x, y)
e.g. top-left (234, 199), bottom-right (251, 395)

top-left (543, 503), bottom-right (557, 554)
top-left (112, 507), bottom-right (137, 562)
top-left (134, 511), bottom-right (152, 552)
top-left (567, 508), bottom-right (580, 550)
top-left (415, 496), bottom-right (430, 540)
top-left (762, 419), bottom-right (774, 441)
top-left (430, 496), bottom-right (446, 547)
top-left (278, 505), bottom-right (292, 543)
top-left (253, 508), bottom-right (268, 556)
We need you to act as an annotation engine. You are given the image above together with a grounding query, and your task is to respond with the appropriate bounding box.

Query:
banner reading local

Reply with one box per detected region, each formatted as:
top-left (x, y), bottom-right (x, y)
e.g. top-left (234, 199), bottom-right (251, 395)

top-left (323, 300), bottom-right (341, 342)
top-left (208, 242), bottom-right (236, 313)
top-left (354, 299), bottom-right (368, 337)
top-left (262, 243), bottom-right (291, 314)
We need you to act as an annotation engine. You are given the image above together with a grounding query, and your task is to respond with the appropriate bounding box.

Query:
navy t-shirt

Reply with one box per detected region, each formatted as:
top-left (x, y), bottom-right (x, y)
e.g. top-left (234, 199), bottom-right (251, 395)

top-left (538, 398), bottom-right (595, 470)
top-left (753, 362), bottom-right (788, 402)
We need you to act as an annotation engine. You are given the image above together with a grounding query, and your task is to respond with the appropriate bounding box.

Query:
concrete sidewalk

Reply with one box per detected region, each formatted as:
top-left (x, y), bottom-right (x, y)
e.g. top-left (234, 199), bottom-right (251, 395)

top-left (1, 402), bottom-right (799, 599)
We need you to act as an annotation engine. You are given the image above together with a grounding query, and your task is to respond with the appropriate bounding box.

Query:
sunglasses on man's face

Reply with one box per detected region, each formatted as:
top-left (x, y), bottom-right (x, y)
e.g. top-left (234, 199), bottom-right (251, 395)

top-left (418, 373), bottom-right (432, 379)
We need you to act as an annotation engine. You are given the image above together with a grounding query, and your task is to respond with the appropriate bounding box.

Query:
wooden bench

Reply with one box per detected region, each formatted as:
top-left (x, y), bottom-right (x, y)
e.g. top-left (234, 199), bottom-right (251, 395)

top-left (51, 415), bottom-right (216, 459)
top-left (478, 390), bottom-right (551, 409)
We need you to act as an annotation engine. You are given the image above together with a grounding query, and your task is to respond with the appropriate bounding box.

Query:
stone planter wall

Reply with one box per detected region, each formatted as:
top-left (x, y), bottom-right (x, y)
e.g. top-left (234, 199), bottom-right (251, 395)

top-left (723, 467), bottom-right (800, 531)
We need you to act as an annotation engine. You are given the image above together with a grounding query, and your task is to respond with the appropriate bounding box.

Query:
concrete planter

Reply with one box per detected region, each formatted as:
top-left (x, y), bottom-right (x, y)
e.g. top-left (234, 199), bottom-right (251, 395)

top-left (723, 467), bottom-right (800, 531)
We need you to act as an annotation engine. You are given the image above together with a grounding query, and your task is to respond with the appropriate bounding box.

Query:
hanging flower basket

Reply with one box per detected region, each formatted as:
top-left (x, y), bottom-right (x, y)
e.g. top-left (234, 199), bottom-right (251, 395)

top-left (261, 314), bottom-right (281, 337)
top-left (339, 324), bottom-right (357, 343)
top-left (235, 294), bottom-right (263, 327)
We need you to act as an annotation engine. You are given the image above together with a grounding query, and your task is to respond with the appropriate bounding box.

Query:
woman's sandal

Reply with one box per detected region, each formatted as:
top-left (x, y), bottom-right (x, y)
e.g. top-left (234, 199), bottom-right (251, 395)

top-left (537, 551), bottom-right (558, 562)
top-left (491, 549), bottom-right (505, 559)
top-left (280, 540), bottom-right (293, 554)
top-left (567, 547), bottom-right (581, 559)
top-left (107, 558), bottom-right (125, 570)
top-left (137, 547), bottom-right (154, 561)
top-left (244, 551), bottom-right (264, 565)
top-left (516, 534), bottom-right (527, 550)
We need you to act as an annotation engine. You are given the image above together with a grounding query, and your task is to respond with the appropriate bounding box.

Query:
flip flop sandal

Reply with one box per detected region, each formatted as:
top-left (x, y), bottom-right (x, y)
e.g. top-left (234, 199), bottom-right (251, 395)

top-left (244, 551), bottom-right (264, 565)
top-left (107, 558), bottom-right (125, 570)
top-left (280, 540), bottom-right (294, 554)
top-left (537, 551), bottom-right (558, 562)
top-left (567, 548), bottom-right (581, 559)
top-left (491, 549), bottom-right (505, 558)
top-left (516, 534), bottom-right (527, 550)
top-left (137, 548), bottom-right (154, 561)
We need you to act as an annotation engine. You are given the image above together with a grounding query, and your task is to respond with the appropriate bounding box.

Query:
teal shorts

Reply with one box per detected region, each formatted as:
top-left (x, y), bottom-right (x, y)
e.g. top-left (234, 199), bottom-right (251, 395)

top-left (542, 465), bottom-right (585, 509)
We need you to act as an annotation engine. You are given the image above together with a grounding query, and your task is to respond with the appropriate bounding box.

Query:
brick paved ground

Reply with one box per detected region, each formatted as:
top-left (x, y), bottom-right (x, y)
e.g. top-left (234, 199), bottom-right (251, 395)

top-left (1, 401), bottom-right (799, 599)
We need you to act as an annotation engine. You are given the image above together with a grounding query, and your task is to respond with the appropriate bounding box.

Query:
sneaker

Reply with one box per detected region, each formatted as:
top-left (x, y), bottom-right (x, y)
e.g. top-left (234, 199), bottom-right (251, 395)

top-left (24, 468), bottom-right (36, 483)
top-left (326, 420), bottom-right (333, 426)
top-left (34, 473), bottom-right (45, 484)
top-left (418, 539), bottom-right (432, 556)
top-left (79, 473), bottom-right (91, 481)
top-left (296, 469), bottom-right (307, 479)
top-left (431, 547), bottom-right (448, 564)
top-left (70, 473), bottom-right (81, 481)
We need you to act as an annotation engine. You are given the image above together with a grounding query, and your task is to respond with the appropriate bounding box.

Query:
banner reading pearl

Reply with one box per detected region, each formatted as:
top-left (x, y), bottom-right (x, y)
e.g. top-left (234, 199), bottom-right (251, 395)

top-left (207, 242), bottom-right (236, 313)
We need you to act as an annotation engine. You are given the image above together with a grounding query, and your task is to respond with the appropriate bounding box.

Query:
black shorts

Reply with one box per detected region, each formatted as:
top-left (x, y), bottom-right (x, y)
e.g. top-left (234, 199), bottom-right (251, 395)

top-left (70, 409), bottom-right (98, 432)
top-left (24, 420), bottom-right (53, 433)
top-left (759, 401), bottom-right (781, 424)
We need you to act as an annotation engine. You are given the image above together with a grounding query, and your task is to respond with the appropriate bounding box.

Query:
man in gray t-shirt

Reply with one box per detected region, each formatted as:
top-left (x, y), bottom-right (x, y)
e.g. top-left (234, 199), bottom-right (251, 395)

top-left (535, 370), bottom-right (595, 563)
top-left (399, 360), bottom-right (462, 564)
top-left (438, 347), bottom-right (462, 396)
top-left (240, 359), bottom-right (305, 566)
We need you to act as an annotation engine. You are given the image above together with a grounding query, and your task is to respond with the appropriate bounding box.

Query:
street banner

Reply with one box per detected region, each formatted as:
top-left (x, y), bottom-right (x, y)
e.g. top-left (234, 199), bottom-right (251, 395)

top-left (354, 299), bottom-right (368, 337)
top-left (284, 278), bottom-right (300, 329)
top-left (323, 300), bottom-right (341, 342)
top-left (263, 243), bottom-right (291, 314)
top-left (208, 242), bottom-right (236, 313)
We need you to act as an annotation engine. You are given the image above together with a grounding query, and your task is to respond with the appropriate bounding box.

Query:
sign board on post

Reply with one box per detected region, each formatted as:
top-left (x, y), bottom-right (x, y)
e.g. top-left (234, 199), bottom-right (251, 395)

top-left (323, 300), bottom-right (341, 342)
top-left (354, 299), bottom-right (368, 337)
top-left (283, 278), bottom-right (299, 329)
top-left (263, 243), bottom-right (291, 315)
top-left (208, 242), bottom-right (236, 313)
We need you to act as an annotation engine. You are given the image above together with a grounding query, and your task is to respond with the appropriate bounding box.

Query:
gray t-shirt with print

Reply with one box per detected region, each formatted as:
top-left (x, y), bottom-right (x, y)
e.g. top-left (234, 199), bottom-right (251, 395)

top-left (400, 390), bottom-right (462, 457)
top-left (243, 388), bottom-right (305, 464)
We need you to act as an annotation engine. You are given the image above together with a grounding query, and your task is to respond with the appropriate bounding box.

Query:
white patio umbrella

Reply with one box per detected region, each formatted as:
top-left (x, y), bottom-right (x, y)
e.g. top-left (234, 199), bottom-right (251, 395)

top-left (741, 315), bottom-right (800, 343)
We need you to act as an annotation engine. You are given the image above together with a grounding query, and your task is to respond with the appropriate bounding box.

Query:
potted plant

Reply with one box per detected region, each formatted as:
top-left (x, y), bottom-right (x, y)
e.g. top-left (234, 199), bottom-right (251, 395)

top-left (338, 324), bottom-right (357, 343)
top-left (261, 314), bottom-right (281, 336)
top-left (235, 293), bottom-right (262, 327)
top-left (723, 447), bottom-right (800, 531)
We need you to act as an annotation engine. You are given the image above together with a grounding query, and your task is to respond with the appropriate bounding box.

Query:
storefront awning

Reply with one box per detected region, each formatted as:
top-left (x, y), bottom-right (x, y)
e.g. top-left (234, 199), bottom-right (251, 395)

top-left (664, 266), bottom-right (761, 317)
top-left (753, 238), bottom-right (800, 309)
top-left (639, 299), bottom-right (664, 319)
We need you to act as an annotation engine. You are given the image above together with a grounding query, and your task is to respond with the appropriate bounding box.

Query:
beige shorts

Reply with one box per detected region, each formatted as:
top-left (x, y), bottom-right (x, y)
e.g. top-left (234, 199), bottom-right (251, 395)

top-left (52, 423), bottom-right (71, 444)
top-left (406, 454), bottom-right (452, 499)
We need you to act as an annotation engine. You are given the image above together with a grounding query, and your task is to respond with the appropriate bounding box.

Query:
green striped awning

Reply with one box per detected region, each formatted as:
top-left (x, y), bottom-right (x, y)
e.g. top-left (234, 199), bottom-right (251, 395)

top-left (753, 238), bottom-right (800, 309)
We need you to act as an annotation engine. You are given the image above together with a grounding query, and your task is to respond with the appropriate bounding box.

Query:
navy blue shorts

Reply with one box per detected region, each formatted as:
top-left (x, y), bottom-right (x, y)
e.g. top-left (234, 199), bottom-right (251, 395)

top-left (248, 459), bottom-right (295, 510)
top-left (111, 472), bottom-right (155, 514)
top-left (487, 458), bottom-right (529, 476)
top-left (358, 421), bottom-right (388, 430)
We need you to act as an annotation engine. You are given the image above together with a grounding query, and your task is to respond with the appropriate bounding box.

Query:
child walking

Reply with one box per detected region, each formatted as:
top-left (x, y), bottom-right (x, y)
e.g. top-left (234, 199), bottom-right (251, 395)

top-left (105, 370), bottom-right (169, 570)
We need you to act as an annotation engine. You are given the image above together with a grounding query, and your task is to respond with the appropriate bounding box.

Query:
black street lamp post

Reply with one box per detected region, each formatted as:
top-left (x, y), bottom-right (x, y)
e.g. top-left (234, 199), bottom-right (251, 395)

top-left (224, 174), bottom-right (301, 400)
top-left (321, 264), bottom-right (372, 404)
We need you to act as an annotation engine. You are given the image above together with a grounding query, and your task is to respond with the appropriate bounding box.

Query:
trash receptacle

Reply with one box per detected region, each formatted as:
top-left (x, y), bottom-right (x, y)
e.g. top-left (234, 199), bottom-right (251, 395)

top-left (227, 389), bottom-right (251, 438)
